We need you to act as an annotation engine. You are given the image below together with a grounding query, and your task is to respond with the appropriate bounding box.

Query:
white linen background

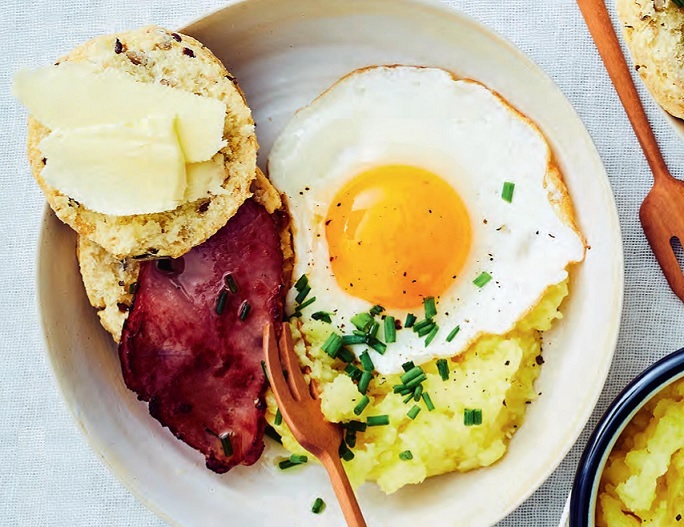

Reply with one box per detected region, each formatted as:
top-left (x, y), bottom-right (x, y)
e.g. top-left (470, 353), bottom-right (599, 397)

top-left (1, 0), bottom-right (683, 525)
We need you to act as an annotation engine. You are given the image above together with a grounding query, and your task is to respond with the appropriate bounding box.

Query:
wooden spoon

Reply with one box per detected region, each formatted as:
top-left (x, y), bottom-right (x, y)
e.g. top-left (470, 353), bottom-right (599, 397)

top-left (577, 0), bottom-right (684, 301)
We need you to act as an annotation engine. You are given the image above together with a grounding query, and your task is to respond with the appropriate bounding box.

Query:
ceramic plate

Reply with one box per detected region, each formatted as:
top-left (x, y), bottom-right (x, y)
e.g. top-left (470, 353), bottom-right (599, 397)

top-left (37, 0), bottom-right (624, 525)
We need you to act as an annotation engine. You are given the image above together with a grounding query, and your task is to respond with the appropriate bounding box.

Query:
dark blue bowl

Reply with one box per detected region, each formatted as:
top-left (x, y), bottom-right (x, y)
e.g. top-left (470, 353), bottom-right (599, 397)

top-left (569, 347), bottom-right (684, 526)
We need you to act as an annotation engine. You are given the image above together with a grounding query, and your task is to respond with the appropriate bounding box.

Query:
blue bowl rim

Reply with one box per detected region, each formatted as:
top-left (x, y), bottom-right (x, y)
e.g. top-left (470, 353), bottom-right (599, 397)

top-left (569, 347), bottom-right (684, 525)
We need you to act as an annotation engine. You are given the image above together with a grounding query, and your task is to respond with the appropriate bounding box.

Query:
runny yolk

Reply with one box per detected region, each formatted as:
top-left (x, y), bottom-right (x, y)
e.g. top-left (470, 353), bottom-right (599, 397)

top-left (325, 165), bottom-right (471, 309)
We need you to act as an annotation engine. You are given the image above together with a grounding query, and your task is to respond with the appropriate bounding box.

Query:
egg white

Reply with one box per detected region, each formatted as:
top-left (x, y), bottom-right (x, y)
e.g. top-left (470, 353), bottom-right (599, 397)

top-left (268, 66), bottom-right (585, 374)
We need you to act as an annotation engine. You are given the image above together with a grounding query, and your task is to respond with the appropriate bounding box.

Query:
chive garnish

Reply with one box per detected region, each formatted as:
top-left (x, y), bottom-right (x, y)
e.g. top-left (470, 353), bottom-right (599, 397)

top-left (393, 384), bottom-right (412, 395)
top-left (352, 329), bottom-right (367, 337)
top-left (369, 321), bottom-right (379, 338)
top-left (311, 311), bottom-right (333, 323)
top-left (128, 282), bottom-right (138, 294)
top-left (425, 325), bottom-right (439, 346)
top-left (464, 408), bottom-right (483, 426)
top-left (296, 296), bottom-right (316, 311)
top-left (238, 300), bottom-right (251, 321)
top-left (353, 395), bottom-right (370, 415)
top-left (407, 405), bottom-right (421, 420)
top-left (402, 392), bottom-right (414, 404)
top-left (224, 273), bottom-right (238, 293)
top-left (423, 296), bottom-right (437, 319)
top-left (351, 312), bottom-right (373, 332)
top-left (436, 358), bottom-right (449, 381)
top-left (294, 274), bottom-right (308, 291)
top-left (358, 371), bottom-right (372, 394)
top-left (264, 425), bottom-right (282, 444)
top-left (674, 0), bottom-right (684, 7)
top-left (400, 366), bottom-right (424, 385)
top-left (413, 318), bottom-right (433, 333)
top-left (215, 290), bottom-right (228, 315)
top-left (473, 272), bottom-right (492, 288)
top-left (220, 432), bottom-right (233, 457)
top-left (422, 392), bottom-right (435, 411)
top-left (501, 181), bottom-right (515, 203)
top-left (341, 420), bottom-right (367, 432)
top-left (279, 454), bottom-right (308, 469)
top-left (399, 450), bottom-right (413, 461)
top-left (339, 440), bottom-right (355, 461)
top-left (366, 415), bottom-right (390, 427)
top-left (345, 428), bottom-right (357, 448)
top-left (405, 313), bottom-right (417, 328)
top-left (401, 361), bottom-right (415, 372)
top-left (295, 285), bottom-right (311, 304)
top-left (311, 497), bottom-right (326, 514)
top-left (367, 337), bottom-right (387, 355)
top-left (446, 325), bottom-right (461, 343)
top-left (404, 373), bottom-right (427, 390)
top-left (337, 347), bottom-right (355, 363)
top-left (275, 408), bottom-right (282, 426)
top-left (413, 384), bottom-right (423, 402)
top-left (322, 332), bottom-right (343, 357)
top-left (384, 316), bottom-right (396, 343)
top-left (369, 305), bottom-right (384, 316)
top-left (360, 350), bottom-right (374, 372)
top-left (341, 334), bottom-right (366, 346)
top-left (260, 359), bottom-right (269, 381)
top-left (345, 363), bottom-right (363, 381)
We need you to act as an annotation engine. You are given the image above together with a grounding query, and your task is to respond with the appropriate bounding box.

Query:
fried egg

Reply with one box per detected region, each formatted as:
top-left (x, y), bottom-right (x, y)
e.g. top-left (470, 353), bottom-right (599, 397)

top-left (268, 66), bottom-right (585, 374)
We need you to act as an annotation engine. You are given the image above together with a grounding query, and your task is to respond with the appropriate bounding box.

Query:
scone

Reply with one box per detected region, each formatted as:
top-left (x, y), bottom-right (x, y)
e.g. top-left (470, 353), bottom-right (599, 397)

top-left (617, 0), bottom-right (684, 118)
top-left (27, 26), bottom-right (258, 259)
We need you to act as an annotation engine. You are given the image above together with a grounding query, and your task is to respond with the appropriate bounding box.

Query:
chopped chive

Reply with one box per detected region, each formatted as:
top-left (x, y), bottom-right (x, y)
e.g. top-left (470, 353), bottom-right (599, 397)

top-left (407, 405), bottom-right (421, 420)
top-left (369, 321), bottom-right (379, 339)
top-left (404, 313), bottom-right (417, 328)
top-left (275, 408), bottom-right (282, 426)
top-left (264, 425), bottom-right (282, 444)
top-left (358, 371), bottom-right (372, 394)
top-left (341, 334), bottom-right (366, 346)
top-left (423, 296), bottom-right (437, 319)
top-left (404, 373), bottom-right (427, 390)
top-left (295, 284), bottom-right (311, 304)
top-left (352, 329), bottom-right (367, 337)
top-left (238, 300), bottom-right (251, 321)
top-left (401, 361), bottom-right (416, 372)
top-left (436, 358), bottom-right (449, 381)
top-left (337, 347), bottom-right (355, 363)
top-left (366, 415), bottom-right (390, 427)
top-left (128, 282), bottom-right (138, 294)
top-left (501, 181), bottom-right (515, 203)
top-left (296, 296), bottom-right (316, 311)
top-left (278, 460), bottom-right (296, 470)
top-left (674, 0), bottom-right (684, 7)
top-left (367, 337), bottom-right (387, 355)
top-left (413, 318), bottom-right (433, 333)
top-left (311, 497), bottom-right (326, 514)
top-left (403, 392), bottom-right (414, 404)
top-left (417, 323), bottom-right (436, 337)
top-left (215, 290), bottom-right (228, 315)
top-left (260, 360), bottom-right (269, 382)
top-left (219, 432), bottom-right (233, 457)
top-left (393, 384), bottom-right (412, 395)
top-left (424, 325), bottom-right (439, 346)
top-left (294, 274), bottom-right (308, 291)
top-left (341, 420), bottom-right (367, 432)
top-left (473, 272), bottom-right (492, 288)
top-left (400, 366), bottom-right (424, 385)
top-left (311, 311), bottom-right (333, 323)
top-left (278, 454), bottom-right (308, 469)
top-left (384, 316), bottom-right (396, 343)
top-left (290, 454), bottom-right (308, 464)
top-left (345, 428), bottom-right (357, 448)
top-left (464, 408), bottom-right (483, 426)
top-left (345, 363), bottom-right (362, 381)
top-left (422, 392), bottom-right (435, 411)
top-left (339, 440), bottom-right (355, 461)
top-left (413, 384), bottom-right (423, 402)
top-left (351, 312), bottom-right (373, 332)
top-left (353, 395), bottom-right (370, 415)
top-left (446, 325), bottom-right (461, 343)
top-left (360, 350), bottom-right (374, 372)
top-left (369, 305), bottom-right (384, 316)
top-left (288, 311), bottom-right (302, 320)
top-left (224, 273), bottom-right (238, 293)
top-left (399, 450), bottom-right (413, 461)
top-left (322, 332), bottom-right (343, 357)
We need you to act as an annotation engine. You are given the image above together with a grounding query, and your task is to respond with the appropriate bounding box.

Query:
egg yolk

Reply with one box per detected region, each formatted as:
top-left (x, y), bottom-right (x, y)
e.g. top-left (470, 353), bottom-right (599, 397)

top-left (325, 165), bottom-right (471, 309)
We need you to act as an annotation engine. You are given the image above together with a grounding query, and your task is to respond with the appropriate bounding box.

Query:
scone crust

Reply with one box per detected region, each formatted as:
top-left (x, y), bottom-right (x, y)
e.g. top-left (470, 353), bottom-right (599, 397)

top-left (617, 0), bottom-right (684, 118)
top-left (27, 25), bottom-right (258, 259)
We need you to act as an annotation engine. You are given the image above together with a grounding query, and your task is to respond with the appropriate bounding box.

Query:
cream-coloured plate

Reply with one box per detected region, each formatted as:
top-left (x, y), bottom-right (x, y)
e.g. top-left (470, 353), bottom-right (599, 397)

top-left (37, 0), bottom-right (624, 525)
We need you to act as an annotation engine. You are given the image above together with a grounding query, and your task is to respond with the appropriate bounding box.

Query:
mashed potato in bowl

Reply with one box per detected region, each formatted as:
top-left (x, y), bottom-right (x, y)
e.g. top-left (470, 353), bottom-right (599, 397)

top-left (266, 279), bottom-right (569, 493)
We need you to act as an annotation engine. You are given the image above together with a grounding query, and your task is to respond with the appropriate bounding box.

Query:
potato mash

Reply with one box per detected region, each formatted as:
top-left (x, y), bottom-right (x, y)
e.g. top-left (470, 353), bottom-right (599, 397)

top-left (266, 279), bottom-right (569, 493)
top-left (597, 378), bottom-right (684, 526)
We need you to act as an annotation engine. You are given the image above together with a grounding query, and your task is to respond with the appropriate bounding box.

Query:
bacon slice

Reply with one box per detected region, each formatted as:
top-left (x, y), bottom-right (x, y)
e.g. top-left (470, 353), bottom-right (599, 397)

top-left (119, 199), bottom-right (284, 473)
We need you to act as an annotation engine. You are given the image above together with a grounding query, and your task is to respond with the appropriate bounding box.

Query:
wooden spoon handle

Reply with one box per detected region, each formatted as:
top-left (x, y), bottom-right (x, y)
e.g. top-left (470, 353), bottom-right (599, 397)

top-left (320, 452), bottom-right (367, 527)
top-left (576, 0), bottom-right (669, 181)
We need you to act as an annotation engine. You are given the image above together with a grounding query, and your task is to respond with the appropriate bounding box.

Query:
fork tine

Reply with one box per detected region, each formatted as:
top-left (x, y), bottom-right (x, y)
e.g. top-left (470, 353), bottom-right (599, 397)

top-left (263, 322), bottom-right (294, 407)
top-left (278, 323), bottom-right (312, 402)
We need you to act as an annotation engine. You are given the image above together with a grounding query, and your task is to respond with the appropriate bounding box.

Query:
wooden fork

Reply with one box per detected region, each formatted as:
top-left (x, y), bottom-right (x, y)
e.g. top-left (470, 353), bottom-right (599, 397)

top-left (263, 322), bottom-right (367, 527)
top-left (577, 0), bottom-right (684, 302)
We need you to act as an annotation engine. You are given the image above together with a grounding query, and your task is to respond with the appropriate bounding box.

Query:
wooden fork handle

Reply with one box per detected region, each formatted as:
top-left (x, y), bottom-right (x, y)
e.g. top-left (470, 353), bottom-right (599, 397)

top-left (319, 451), bottom-right (367, 527)
top-left (576, 0), bottom-right (669, 181)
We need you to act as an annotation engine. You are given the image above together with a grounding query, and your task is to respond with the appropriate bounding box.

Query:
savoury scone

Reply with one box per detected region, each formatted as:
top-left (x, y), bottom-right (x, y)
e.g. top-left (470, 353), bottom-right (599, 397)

top-left (27, 26), bottom-right (258, 259)
top-left (78, 169), bottom-right (287, 342)
top-left (617, 0), bottom-right (684, 118)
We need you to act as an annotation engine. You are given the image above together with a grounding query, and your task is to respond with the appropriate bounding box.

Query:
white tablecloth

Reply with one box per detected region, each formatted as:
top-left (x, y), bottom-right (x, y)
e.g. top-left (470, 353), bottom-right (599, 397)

top-left (2, 0), bottom-right (683, 525)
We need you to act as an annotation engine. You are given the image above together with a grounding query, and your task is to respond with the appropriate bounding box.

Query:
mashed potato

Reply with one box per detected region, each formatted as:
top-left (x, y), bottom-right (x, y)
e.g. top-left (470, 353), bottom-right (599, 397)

top-left (265, 280), bottom-right (569, 493)
top-left (597, 379), bottom-right (684, 526)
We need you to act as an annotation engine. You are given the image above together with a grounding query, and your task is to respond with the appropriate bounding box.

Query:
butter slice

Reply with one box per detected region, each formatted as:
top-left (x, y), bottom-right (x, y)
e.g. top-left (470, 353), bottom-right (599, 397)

top-left (185, 154), bottom-right (227, 202)
top-left (13, 63), bottom-right (226, 163)
top-left (39, 115), bottom-right (187, 216)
